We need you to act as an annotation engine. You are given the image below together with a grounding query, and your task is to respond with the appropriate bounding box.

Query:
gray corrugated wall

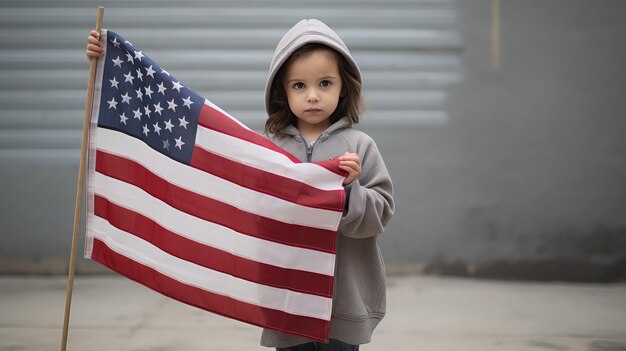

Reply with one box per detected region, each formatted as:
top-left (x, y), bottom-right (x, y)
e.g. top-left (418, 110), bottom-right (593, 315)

top-left (0, 0), bottom-right (462, 273)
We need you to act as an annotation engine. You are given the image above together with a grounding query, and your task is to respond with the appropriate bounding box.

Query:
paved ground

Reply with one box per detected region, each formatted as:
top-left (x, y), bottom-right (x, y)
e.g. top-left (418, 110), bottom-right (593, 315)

top-left (1, 275), bottom-right (625, 350)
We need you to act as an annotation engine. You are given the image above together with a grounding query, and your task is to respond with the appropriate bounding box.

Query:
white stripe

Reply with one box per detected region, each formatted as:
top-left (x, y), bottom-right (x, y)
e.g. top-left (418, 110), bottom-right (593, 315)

top-left (96, 127), bottom-right (342, 230)
top-left (91, 216), bottom-right (332, 320)
top-left (94, 174), bottom-right (335, 275)
top-left (85, 28), bottom-right (109, 259)
top-left (196, 125), bottom-right (345, 192)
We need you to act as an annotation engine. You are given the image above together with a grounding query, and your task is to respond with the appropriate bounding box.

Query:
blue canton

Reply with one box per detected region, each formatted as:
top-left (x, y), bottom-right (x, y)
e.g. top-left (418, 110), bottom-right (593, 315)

top-left (97, 31), bottom-right (203, 164)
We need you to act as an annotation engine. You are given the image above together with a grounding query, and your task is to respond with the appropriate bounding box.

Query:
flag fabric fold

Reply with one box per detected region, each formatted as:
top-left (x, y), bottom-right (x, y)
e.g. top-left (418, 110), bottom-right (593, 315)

top-left (85, 29), bottom-right (346, 342)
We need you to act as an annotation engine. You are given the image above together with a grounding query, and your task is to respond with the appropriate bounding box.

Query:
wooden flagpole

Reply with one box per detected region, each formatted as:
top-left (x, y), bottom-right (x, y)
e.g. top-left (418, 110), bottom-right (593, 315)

top-left (60, 6), bottom-right (104, 351)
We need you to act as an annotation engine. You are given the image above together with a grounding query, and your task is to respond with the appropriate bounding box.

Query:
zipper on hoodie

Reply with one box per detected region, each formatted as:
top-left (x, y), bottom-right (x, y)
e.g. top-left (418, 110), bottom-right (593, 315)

top-left (305, 137), bottom-right (316, 162)
top-left (302, 133), bottom-right (326, 162)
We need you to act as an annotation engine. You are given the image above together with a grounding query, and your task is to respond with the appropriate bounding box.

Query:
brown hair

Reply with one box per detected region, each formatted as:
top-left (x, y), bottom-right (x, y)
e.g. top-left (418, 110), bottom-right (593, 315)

top-left (264, 43), bottom-right (365, 136)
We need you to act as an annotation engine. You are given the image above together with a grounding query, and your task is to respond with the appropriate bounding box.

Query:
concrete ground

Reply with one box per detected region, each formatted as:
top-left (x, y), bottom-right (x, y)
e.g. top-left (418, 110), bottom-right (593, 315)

top-left (1, 275), bottom-right (625, 351)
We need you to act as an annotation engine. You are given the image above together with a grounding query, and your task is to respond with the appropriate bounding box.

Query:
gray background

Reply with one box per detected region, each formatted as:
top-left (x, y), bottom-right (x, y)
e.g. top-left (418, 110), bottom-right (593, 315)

top-left (1, 0), bottom-right (625, 281)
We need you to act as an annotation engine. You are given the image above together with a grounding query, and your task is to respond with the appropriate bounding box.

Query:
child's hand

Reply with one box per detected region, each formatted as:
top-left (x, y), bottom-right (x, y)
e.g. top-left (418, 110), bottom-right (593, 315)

top-left (338, 152), bottom-right (361, 186)
top-left (86, 30), bottom-right (104, 60)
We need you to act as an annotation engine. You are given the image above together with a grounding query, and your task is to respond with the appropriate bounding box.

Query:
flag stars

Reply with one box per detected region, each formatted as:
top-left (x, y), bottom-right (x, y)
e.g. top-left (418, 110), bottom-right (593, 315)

top-left (109, 77), bottom-right (119, 89)
top-left (112, 56), bottom-right (123, 68)
top-left (153, 102), bottom-right (163, 116)
top-left (145, 65), bottom-right (156, 79)
top-left (119, 112), bottom-right (128, 125)
top-left (133, 108), bottom-right (142, 120)
top-left (182, 96), bottom-right (194, 109)
top-left (174, 136), bottom-right (185, 150)
top-left (157, 82), bottom-right (167, 95)
top-left (121, 92), bottom-right (132, 104)
top-left (178, 116), bottom-right (189, 129)
top-left (161, 68), bottom-right (170, 76)
top-left (123, 71), bottom-right (135, 84)
top-left (171, 81), bottom-right (183, 92)
top-left (143, 104), bottom-right (152, 117)
top-left (162, 139), bottom-right (170, 150)
top-left (135, 88), bottom-right (143, 101)
top-left (144, 85), bottom-right (153, 99)
top-left (142, 124), bottom-right (150, 136)
top-left (167, 98), bottom-right (178, 112)
top-left (125, 52), bottom-right (135, 64)
top-left (136, 68), bottom-right (144, 82)
top-left (111, 37), bottom-right (121, 48)
top-left (153, 122), bottom-right (162, 135)
top-left (164, 119), bottom-right (174, 132)
top-left (134, 50), bottom-right (145, 61)
top-left (107, 97), bottom-right (118, 110)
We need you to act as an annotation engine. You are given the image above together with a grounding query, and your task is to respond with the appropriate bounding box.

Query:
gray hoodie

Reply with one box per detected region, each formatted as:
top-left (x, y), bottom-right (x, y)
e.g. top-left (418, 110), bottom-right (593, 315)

top-left (260, 19), bottom-right (395, 347)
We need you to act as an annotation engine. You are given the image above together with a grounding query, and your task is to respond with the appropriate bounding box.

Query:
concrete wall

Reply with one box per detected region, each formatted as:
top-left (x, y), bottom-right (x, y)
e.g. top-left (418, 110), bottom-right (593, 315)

top-left (1, 0), bottom-right (625, 281)
top-left (373, 0), bottom-right (626, 281)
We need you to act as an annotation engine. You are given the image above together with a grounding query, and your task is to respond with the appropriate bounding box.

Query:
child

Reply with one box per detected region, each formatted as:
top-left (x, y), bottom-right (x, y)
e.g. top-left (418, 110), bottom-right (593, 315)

top-left (85, 18), bottom-right (394, 351)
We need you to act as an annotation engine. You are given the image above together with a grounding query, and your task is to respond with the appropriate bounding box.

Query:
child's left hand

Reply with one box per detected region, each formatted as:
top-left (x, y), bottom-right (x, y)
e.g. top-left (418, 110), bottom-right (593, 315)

top-left (338, 152), bottom-right (361, 185)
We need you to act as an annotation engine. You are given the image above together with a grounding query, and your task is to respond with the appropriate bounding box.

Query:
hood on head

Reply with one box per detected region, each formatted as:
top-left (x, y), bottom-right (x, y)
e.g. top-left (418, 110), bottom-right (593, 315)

top-left (264, 19), bottom-right (362, 117)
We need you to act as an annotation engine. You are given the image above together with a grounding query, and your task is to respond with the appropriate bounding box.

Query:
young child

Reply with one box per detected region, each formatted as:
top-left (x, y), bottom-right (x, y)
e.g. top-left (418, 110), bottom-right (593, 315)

top-left (85, 18), bottom-right (394, 351)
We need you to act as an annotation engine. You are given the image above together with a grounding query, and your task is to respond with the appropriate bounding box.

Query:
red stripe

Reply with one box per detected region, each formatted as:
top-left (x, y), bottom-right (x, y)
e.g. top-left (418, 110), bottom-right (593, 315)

top-left (91, 239), bottom-right (330, 342)
top-left (191, 146), bottom-right (344, 212)
top-left (95, 150), bottom-right (336, 253)
top-left (94, 195), bottom-right (334, 297)
top-left (198, 104), bottom-right (348, 177)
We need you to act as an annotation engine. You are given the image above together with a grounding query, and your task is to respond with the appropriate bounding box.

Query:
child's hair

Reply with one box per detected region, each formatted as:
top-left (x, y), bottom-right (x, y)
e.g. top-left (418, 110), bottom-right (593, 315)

top-left (265, 43), bottom-right (365, 136)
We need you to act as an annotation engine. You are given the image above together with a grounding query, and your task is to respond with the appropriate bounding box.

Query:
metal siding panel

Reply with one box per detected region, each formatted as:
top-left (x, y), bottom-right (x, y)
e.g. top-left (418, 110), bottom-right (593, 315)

top-left (0, 0), bottom-right (462, 270)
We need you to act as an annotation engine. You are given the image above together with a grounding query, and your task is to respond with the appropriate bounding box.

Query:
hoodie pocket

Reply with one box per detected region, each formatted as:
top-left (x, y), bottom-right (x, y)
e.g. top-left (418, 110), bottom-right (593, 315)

top-left (332, 236), bottom-right (386, 320)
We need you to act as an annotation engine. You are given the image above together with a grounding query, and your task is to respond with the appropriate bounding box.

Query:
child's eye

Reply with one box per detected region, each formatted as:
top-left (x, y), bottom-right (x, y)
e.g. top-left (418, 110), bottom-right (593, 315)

top-left (293, 82), bottom-right (305, 90)
top-left (320, 80), bottom-right (332, 88)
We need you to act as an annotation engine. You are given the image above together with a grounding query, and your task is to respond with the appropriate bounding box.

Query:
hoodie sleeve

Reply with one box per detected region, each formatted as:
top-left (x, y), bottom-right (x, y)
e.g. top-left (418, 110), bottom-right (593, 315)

top-left (338, 134), bottom-right (394, 239)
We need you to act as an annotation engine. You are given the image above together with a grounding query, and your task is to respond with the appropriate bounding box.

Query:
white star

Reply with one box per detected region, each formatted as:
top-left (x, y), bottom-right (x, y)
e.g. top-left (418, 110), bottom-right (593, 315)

top-left (112, 56), bottom-right (123, 68)
top-left (157, 82), bottom-right (167, 95)
top-left (134, 50), bottom-right (145, 61)
top-left (124, 40), bottom-right (133, 46)
top-left (171, 81), bottom-right (183, 92)
top-left (125, 52), bottom-right (134, 64)
top-left (178, 116), bottom-right (189, 129)
top-left (135, 88), bottom-right (143, 101)
top-left (143, 104), bottom-right (151, 117)
top-left (153, 122), bottom-right (162, 135)
top-left (142, 124), bottom-right (150, 136)
top-left (107, 97), bottom-right (118, 109)
top-left (120, 92), bottom-right (132, 104)
top-left (164, 119), bottom-right (174, 132)
top-left (161, 68), bottom-right (170, 76)
top-left (167, 99), bottom-right (178, 112)
top-left (109, 77), bottom-right (119, 89)
top-left (153, 102), bottom-right (163, 116)
top-left (136, 68), bottom-right (143, 82)
top-left (133, 108), bottom-right (142, 119)
top-left (162, 139), bottom-right (170, 150)
top-left (123, 71), bottom-right (134, 84)
top-left (182, 96), bottom-right (194, 109)
top-left (111, 37), bottom-right (121, 48)
top-left (144, 85), bottom-right (153, 99)
top-left (174, 136), bottom-right (185, 150)
top-left (119, 112), bottom-right (128, 125)
top-left (145, 65), bottom-right (156, 79)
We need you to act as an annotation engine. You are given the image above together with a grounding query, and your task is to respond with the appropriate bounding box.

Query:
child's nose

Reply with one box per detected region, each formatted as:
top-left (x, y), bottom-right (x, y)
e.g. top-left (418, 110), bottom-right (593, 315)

top-left (306, 89), bottom-right (320, 102)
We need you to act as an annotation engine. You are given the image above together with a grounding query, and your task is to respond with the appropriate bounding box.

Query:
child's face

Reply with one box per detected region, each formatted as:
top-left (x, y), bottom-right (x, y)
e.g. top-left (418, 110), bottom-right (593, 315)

top-left (283, 49), bottom-right (342, 133)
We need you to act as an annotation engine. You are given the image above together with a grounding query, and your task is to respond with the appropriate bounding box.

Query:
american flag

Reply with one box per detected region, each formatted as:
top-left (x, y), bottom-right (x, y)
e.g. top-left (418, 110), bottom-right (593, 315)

top-left (85, 30), bottom-right (346, 342)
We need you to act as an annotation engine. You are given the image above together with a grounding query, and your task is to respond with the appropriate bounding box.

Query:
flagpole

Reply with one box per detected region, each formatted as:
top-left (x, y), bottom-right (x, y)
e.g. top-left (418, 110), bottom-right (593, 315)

top-left (60, 6), bottom-right (104, 351)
